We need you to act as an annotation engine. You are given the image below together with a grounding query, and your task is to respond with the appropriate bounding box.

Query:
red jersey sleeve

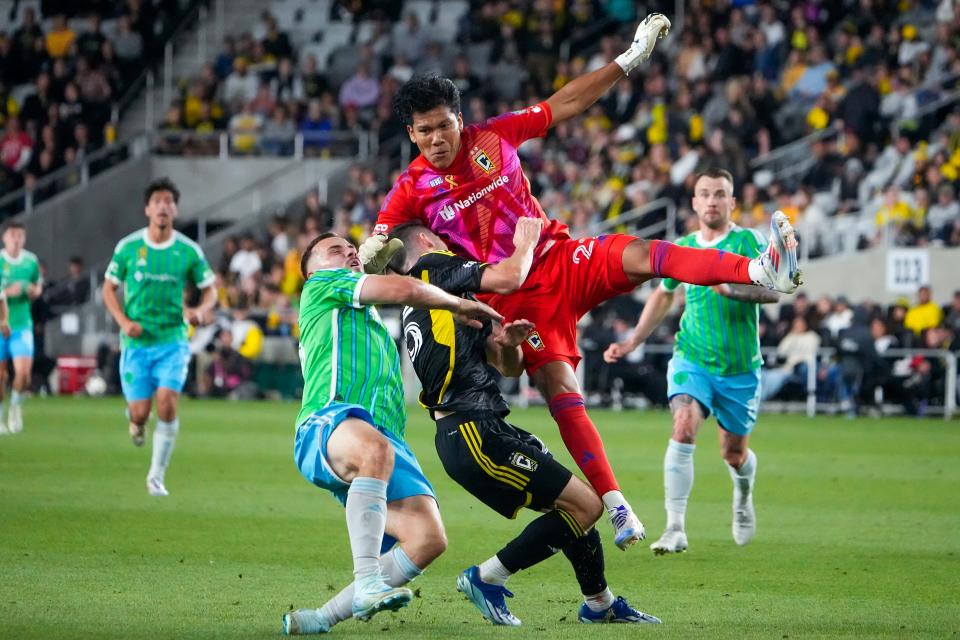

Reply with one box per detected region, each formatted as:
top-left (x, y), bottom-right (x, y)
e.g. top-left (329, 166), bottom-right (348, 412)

top-left (483, 101), bottom-right (553, 148)
top-left (373, 172), bottom-right (419, 236)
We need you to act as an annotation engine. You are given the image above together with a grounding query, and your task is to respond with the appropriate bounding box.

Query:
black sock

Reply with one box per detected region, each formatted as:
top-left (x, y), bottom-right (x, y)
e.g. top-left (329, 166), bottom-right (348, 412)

top-left (562, 527), bottom-right (607, 595)
top-left (496, 509), bottom-right (585, 573)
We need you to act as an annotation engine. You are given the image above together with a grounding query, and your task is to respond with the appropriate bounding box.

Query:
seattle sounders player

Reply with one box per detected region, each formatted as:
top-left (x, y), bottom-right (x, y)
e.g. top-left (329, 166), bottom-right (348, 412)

top-left (0, 222), bottom-right (42, 434)
top-left (101, 178), bottom-right (216, 497)
top-left (605, 169), bottom-right (796, 553)
top-left (282, 233), bottom-right (502, 635)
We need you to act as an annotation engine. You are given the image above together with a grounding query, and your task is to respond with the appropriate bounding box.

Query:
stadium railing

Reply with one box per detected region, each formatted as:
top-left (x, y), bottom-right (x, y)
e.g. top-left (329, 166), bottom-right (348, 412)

top-left (593, 197), bottom-right (678, 241)
top-left (151, 130), bottom-right (376, 162)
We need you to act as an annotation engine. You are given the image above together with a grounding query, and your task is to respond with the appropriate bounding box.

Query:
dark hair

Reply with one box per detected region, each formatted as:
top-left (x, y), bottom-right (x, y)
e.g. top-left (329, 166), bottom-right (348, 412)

top-left (300, 232), bottom-right (339, 279)
top-left (144, 177), bottom-right (180, 205)
top-left (694, 168), bottom-right (735, 189)
top-left (69, 255), bottom-right (83, 265)
top-left (386, 222), bottom-right (432, 274)
top-left (3, 221), bottom-right (25, 233)
top-left (393, 74), bottom-right (461, 127)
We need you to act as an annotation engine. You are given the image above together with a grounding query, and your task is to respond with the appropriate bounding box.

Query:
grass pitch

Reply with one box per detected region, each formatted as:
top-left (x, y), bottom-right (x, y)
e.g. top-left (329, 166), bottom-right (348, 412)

top-left (1, 397), bottom-right (958, 639)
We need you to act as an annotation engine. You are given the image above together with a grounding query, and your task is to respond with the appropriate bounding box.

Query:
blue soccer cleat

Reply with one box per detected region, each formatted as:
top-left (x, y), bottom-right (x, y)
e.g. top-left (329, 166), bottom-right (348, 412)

top-left (578, 596), bottom-right (662, 624)
top-left (456, 566), bottom-right (521, 626)
top-left (282, 608), bottom-right (331, 635)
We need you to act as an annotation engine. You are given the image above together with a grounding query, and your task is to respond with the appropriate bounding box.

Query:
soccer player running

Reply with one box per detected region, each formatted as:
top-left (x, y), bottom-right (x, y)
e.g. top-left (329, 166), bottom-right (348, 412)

top-left (390, 218), bottom-right (660, 626)
top-left (0, 222), bottom-right (43, 434)
top-left (363, 13), bottom-right (802, 549)
top-left (102, 178), bottom-right (217, 497)
top-left (604, 169), bottom-right (794, 553)
top-left (283, 233), bottom-right (502, 635)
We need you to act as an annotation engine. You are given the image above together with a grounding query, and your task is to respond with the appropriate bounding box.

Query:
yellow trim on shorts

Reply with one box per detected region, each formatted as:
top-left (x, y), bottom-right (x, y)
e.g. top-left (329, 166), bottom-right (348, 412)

top-left (458, 421), bottom-right (530, 490)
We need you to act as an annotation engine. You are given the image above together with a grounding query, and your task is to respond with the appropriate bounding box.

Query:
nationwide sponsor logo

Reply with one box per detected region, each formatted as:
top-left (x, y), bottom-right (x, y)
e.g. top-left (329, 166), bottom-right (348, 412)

top-left (509, 451), bottom-right (538, 472)
top-left (473, 149), bottom-right (494, 173)
top-left (437, 175), bottom-right (510, 221)
top-left (526, 330), bottom-right (544, 351)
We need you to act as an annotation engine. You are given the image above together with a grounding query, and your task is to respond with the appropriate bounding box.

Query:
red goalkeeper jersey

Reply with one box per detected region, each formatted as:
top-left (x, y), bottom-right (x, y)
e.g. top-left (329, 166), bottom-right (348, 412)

top-left (373, 101), bottom-right (569, 263)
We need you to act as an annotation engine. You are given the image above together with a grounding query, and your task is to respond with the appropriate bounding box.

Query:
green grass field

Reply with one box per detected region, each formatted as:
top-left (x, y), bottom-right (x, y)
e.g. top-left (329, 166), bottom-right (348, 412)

top-left (1, 397), bottom-right (958, 639)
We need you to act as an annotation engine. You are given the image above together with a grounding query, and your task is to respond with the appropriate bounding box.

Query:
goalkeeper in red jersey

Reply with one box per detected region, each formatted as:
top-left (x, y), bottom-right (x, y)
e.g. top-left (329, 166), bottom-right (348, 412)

top-left (364, 13), bottom-right (802, 550)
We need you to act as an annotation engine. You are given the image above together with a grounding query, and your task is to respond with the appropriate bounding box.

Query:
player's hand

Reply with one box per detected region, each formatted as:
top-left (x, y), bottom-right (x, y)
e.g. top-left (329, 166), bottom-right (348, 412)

top-left (5, 282), bottom-right (22, 297)
top-left (358, 234), bottom-right (405, 274)
top-left (455, 298), bottom-right (504, 329)
top-left (26, 283), bottom-right (42, 300)
top-left (121, 320), bottom-right (143, 338)
top-left (493, 319), bottom-right (535, 348)
top-left (512, 218), bottom-right (542, 249)
top-left (0, 322), bottom-right (10, 338)
top-left (615, 13), bottom-right (671, 75)
top-left (184, 307), bottom-right (207, 326)
top-left (603, 339), bottom-right (638, 364)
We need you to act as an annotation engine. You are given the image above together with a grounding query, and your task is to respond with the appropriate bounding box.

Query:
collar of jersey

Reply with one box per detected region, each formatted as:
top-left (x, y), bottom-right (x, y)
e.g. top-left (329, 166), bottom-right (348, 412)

top-left (1, 249), bottom-right (24, 264)
top-left (143, 229), bottom-right (177, 250)
top-left (695, 224), bottom-right (738, 247)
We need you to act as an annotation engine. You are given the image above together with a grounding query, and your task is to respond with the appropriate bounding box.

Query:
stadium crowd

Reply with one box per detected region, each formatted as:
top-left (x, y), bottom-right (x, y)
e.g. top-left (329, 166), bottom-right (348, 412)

top-left (0, 0), bottom-right (194, 205)
top-left (155, 0), bottom-right (960, 253)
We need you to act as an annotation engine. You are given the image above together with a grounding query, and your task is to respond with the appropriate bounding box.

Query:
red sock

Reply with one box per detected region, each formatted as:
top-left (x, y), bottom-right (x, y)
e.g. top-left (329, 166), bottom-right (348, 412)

top-left (648, 239), bottom-right (753, 285)
top-left (548, 393), bottom-right (619, 496)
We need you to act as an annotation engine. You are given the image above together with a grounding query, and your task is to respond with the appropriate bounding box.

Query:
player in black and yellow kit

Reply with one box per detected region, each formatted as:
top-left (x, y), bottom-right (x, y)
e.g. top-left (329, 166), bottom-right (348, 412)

top-left (388, 219), bottom-right (660, 626)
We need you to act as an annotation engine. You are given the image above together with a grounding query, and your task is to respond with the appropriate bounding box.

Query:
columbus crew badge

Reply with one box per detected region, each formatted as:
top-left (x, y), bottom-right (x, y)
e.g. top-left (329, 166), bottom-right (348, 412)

top-left (473, 149), bottom-right (494, 173)
top-left (509, 452), bottom-right (538, 472)
top-left (526, 330), bottom-right (545, 351)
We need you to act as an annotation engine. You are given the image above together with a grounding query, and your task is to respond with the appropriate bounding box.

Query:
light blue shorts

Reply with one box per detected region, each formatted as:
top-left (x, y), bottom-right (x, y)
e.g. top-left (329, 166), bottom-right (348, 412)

top-left (119, 341), bottom-right (191, 402)
top-left (0, 328), bottom-right (34, 360)
top-left (666, 355), bottom-right (761, 436)
top-left (294, 403), bottom-right (436, 511)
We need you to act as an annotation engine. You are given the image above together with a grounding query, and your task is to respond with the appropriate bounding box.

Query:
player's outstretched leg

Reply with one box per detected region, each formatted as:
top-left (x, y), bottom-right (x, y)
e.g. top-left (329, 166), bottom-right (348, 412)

top-left (625, 211), bottom-right (802, 294)
top-left (564, 528), bottom-right (662, 624)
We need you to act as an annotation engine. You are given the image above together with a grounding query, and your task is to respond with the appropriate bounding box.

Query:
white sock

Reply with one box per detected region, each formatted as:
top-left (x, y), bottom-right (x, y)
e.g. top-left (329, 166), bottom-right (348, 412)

top-left (320, 546), bottom-right (423, 625)
top-left (345, 477), bottom-right (388, 581)
top-left (664, 440), bottom-right (695, 531)
top-left (584, 587), bottom-right (615, 612)
top-left (727, 449), bottom-right (757, 504)
top-left (148, 418), bottom-right (179, 482)
top-left (11, 390), bottom-right (22, 406)
top-left (747, 258), bottom-right (767, 285)
top-left (601, 489), bottom-right (630, 512)
top-left (478, 555), bottom-right (513, 586)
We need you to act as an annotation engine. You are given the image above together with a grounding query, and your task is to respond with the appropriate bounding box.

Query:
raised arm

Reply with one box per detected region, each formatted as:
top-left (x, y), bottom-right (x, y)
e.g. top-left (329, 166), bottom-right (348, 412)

top-left (479, 218), bottom-right (542, 294)
top-left (603, 285), bottom-right (675, 363)
top-left (545, 13), bottom-right (670, 127)
top-left (358, 274), bottom-right (503, 326)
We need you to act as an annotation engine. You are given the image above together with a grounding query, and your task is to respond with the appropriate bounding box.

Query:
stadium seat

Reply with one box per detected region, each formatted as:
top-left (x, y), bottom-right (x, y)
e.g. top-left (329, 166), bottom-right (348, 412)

top-left (403, 0), bottom-right (435, 26)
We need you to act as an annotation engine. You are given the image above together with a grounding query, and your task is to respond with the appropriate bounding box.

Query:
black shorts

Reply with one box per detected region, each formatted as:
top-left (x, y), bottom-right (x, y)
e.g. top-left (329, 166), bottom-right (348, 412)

top-left (434, 412), bottom-right (573, 519)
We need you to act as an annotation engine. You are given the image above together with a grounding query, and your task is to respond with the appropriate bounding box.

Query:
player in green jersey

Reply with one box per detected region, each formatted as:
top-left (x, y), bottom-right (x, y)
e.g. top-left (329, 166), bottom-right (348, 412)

top-left (0, 221), bottom-right (43, 434)
top-left (283, 232), bottom-right (502, 635)
top-left (605, 168), bottom-right (799, 553)
top-left (102, 178), bottom-right (217, 497)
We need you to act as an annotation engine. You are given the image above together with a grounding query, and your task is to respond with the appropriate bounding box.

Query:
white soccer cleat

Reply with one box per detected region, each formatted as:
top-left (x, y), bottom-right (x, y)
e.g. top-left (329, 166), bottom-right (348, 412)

top-left (8, 405), bottom-right (22, 433)
top-left (283, 608), bottom-right (332, 635)
top-left (608, 505), bottom-right (646, 550)
top-left (650, 527), bottom-right (688, 555)
top-left (146, 477), bottom-right (169, 497)
top-left (351, 575), bottom-right (412, 622)
top-left (753, 211), bottom-right (802, 293)
top-left (732, 493), bottom-right (756, 546)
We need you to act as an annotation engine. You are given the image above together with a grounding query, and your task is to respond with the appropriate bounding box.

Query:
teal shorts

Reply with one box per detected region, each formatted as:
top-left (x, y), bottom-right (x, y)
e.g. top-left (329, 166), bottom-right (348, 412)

top-left (667, 355), bottom-right (761, 436)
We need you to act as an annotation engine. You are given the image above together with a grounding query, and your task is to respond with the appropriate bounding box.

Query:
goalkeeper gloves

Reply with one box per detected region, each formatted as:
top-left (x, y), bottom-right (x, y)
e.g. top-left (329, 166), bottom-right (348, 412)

top-left (358, 234), bottom-right (405, 274)
top-left (615, 13), bottom-right (671, 76)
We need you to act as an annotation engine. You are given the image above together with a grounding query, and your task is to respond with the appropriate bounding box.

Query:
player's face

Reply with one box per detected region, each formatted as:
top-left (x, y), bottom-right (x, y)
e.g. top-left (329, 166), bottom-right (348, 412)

top-left (407, 106), bottom-right (463, 169)
top-left (692, 176), bottom-right (735, 231)
top-left (2, 228), bottom-right (25, 254)
top-left (311, 237), bottom-right (361, 273)
top-left (145, 190), bottom-right (179, 230)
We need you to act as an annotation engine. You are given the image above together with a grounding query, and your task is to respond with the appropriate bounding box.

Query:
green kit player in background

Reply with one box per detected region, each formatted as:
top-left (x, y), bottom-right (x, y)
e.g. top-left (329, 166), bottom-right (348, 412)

top-left (102, 178), bottom-right (217, 497)
top-left (283, 232), bottom-right (502, 635)
top-left (0, 221), bottom-right (42, 435)
top-left (605, 168), bottom-right (801, 554)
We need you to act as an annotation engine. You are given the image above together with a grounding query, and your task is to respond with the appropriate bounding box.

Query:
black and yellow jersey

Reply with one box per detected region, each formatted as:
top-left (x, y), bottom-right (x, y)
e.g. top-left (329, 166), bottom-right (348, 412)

top-left (402, 251), bottom-right (510, 418)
